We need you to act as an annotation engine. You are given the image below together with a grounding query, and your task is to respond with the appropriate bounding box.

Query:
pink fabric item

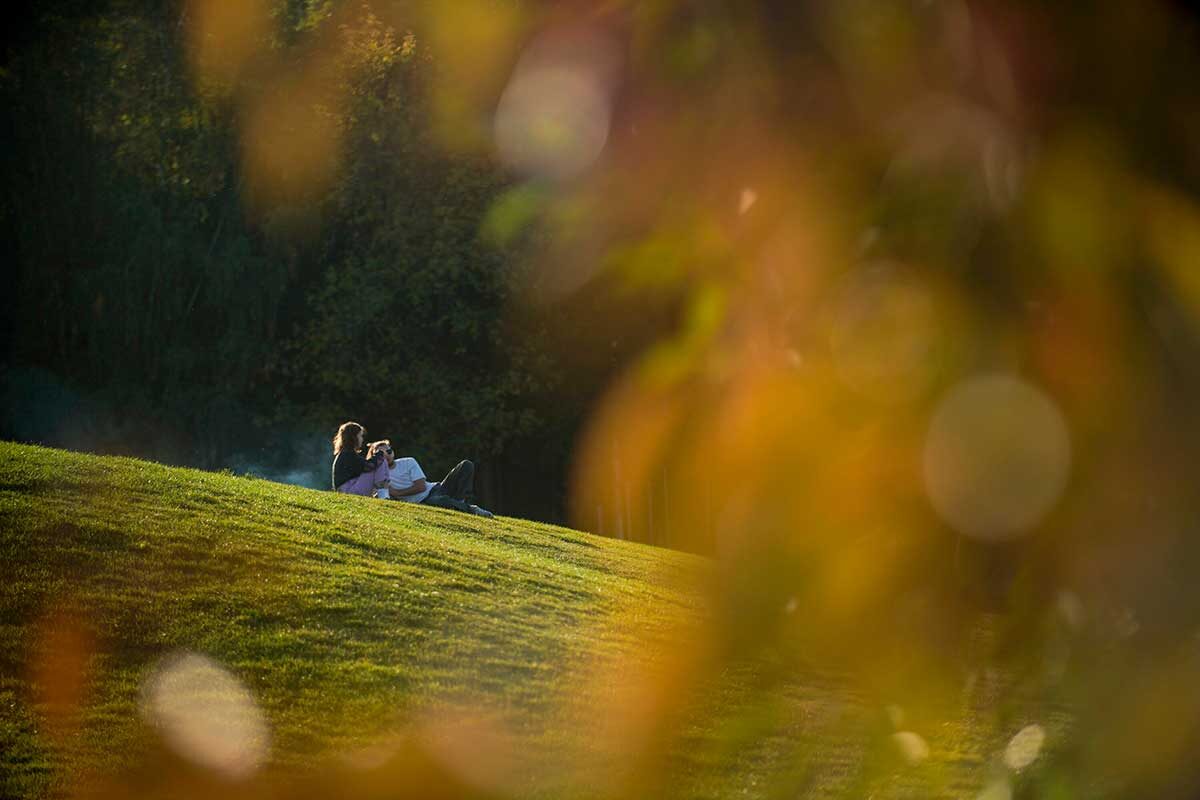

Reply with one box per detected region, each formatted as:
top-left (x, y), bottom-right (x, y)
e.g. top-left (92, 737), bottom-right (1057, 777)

top-left (336, 457), bottom-right (390, 496)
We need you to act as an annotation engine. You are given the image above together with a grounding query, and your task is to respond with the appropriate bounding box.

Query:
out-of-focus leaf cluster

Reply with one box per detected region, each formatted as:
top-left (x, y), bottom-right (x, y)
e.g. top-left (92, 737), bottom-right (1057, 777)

top-left (471, 0), bottom-right (1200, 796)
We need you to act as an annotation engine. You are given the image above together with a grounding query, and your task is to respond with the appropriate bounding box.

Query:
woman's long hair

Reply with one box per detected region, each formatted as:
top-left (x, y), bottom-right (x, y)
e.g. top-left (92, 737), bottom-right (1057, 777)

top-left (333, 421), bottom-right (365, 455)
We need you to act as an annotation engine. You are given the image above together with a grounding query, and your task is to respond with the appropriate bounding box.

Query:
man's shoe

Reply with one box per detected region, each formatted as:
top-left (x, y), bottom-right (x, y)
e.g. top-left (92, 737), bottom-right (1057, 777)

top-left (470, 505), bottom-right (494, 518)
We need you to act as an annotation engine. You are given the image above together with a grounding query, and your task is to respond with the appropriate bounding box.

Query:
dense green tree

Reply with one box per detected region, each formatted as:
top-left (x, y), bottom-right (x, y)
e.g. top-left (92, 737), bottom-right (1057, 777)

top-left (0, 0), bottom-right (581, 517)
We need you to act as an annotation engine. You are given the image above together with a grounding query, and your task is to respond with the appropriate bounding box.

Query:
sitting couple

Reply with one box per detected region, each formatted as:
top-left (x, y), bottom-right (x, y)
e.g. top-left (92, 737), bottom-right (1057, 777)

top-left (330, 421), bottom-right (494, 518)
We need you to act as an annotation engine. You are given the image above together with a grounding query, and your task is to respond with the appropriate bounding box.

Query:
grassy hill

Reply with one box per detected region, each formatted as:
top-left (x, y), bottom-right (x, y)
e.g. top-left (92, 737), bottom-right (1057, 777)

top-left (0, 442), bottom-right (1024, 799)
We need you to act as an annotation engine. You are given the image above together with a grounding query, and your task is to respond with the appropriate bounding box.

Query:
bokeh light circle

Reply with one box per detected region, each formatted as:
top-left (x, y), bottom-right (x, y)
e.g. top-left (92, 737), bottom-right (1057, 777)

top-left (892, 731), bottom-right (930, 764)
top-left (923, 375), bottom-right (1070, 540)
top-left (140, 651), bottom-right (270, 779)
top-left (494, 66), bottom-right (611, 181)
top-left (1003, 723), bottom-right (1045, 770)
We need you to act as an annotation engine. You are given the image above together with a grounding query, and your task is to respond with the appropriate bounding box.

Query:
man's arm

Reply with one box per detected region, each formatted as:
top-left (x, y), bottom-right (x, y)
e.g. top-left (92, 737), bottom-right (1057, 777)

top-left (391, 478), bottom-right (427, 497)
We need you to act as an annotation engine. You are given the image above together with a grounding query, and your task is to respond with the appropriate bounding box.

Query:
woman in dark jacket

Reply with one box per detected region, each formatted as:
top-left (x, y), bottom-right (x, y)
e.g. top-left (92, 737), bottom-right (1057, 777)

top-left (331, 421), bottom-right (390, 497)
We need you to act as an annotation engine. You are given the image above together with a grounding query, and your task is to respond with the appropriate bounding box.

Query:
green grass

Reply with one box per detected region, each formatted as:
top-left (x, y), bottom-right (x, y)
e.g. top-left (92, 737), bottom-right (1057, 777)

top-left (0, 442), bottom-right (1049, 798)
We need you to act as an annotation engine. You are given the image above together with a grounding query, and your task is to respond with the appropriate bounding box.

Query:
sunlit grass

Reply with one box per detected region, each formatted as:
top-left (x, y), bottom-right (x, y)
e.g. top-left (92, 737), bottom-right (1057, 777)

top-left (1, 442), bottom-right (1057, 798)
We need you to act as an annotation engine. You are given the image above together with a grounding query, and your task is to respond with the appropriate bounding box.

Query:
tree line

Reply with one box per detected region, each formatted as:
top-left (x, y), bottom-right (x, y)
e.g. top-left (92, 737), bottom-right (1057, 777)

top-left (0, 0), bottom-right (672, 523)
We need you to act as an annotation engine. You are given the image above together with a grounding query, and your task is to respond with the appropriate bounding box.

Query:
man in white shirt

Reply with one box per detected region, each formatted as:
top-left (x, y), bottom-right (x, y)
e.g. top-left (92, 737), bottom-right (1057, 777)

top-left (369, 440), bottom-right (494, 517)
top-left (385, 453), bottom-right (434, 503)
